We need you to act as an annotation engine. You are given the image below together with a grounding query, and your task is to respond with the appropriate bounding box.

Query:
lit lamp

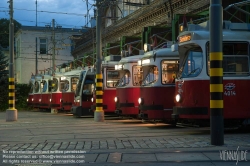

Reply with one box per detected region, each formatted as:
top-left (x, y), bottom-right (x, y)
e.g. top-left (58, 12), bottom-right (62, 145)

top-left (121, 50), bottom-right (125, 57)
top-left (144, 43), bottom-right (151, 52)
top-left (179, 25), bottom-right (184, 32)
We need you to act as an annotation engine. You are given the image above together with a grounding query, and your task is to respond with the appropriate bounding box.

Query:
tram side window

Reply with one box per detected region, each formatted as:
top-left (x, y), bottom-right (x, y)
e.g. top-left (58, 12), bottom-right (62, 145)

top-left (223, 56), bottom-right (249, 75)
top-left (42, 81), bottom-right (47, 92)
top-left (52, 78), bottom-right (58, 92)
top-left (132, 65), bottom-right (143, 86)
top-left (106, 70), bottom-right (119, 88)
top-left (117, 70), bottom-right (130, 87)
top-left (34, 81), bottom-right (40, 93)
top-left (82, 82), bottom-right (94, 101)
top-left (48, 80), bottom-right (53, 92)
top-left (62, 80), bottom-right (69, 92)
top-left (29, 82), bottom-right (34, 93)
top-left (71, 77), bottom-right (79, 92)
top-left (207, 42), bottom-right (249, 76)
top-left (142, 66), bottom-right (158, 86)
top-left (161, 61), bottom-right (179, 84)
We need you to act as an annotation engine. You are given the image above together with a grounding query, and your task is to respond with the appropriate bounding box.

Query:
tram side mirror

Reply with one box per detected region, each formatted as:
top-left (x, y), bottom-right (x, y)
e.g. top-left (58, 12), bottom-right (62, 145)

top-left (171, 44), bottom-right (178, 52)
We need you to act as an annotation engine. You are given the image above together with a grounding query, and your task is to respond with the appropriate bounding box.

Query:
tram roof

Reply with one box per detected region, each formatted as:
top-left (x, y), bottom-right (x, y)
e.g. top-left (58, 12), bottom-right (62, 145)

top-left (102, 60), bottom-right (119, 67)
top-left (42, 75), bottom-right (52, 80)
top-left (63, 69), bottom-right (82, 76)
top-left (178, 21), bottom-right (250, 42)
top-left (29, 78), bottom-right (35, 84)
top-left (118, 55), bottom-right (144, 64)
top-left (143, 47), bottom-right (179, 59)
top-left (34, 75), bottom-right (42, 81)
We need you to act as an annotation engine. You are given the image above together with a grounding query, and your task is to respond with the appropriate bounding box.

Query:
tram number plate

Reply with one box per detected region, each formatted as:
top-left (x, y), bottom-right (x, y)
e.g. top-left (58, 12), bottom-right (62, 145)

top-left (224, 91), bottom-right (236, 96)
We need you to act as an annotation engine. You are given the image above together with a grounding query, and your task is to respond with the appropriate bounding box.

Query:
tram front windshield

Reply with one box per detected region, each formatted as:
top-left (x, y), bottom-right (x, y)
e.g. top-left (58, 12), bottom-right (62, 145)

top-left (106, 70), bottom-right (119, 88)
top-left (178, 46), bottom-right (203, 78)
top-left (116, 70), bottom-right (130, 87)
top-left (75, 71), bottom-right (86, 97)
top-left (141, 66), bottom-right (158, 86)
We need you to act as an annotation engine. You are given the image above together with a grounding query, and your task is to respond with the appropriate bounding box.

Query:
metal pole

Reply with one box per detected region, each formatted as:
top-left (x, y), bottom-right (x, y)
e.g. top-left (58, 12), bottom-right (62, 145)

top-left (52, 19), bottom-right (55, 75)
top-left (94, 0), bottom-right (104, 122)
top-left (6, 0), bottom-right (18, 121)
top-left (36, 37), bottom-right (38, 74)
top-left (210, 0), bottom-right (224, 145)
top-left (36, 0), bottom-right (37, 26)
top-left (35, 0), bottom-right (38, 74)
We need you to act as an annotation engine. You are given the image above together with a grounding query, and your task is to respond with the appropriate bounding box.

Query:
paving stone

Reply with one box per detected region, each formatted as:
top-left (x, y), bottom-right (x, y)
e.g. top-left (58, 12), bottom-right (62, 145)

top-left (107, 153), bottom-right (121, 163)
top-left (156, 153), bottom-right (210, 161)
top-left (95, 153), bottom-right (108, 162)
top-left (122, 153), bottom-right (157, 162)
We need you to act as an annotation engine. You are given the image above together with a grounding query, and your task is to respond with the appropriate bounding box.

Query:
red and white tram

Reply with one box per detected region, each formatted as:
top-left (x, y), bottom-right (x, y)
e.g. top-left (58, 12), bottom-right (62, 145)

top-left (138, 46), bottom-right (179, 121)
top-left (71, 67), bottom-right (95, 117)
top-left (39, 75), bottom-right (52, 111)
top-left (61, 69), bottom-right (81, 112)
top-left (172, 21), bottom-right (250, 124)
top-left (49, 73), bottom-right (64, 112)
top-left (114, 55), bottom-right (143, 116)
top-left (32, 75), bottom-right (42, 108)
top-left (27, 75), bottom-right (35, 107)
top-left (91, 58), bottom-right (120, 114)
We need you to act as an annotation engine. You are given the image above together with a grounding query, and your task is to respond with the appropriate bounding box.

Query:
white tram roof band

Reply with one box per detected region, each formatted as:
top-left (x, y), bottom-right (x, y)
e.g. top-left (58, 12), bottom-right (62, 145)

top-left (118, 55), bottom-right (144, 64)
top-left (143, 47), bottom-right (179, 59)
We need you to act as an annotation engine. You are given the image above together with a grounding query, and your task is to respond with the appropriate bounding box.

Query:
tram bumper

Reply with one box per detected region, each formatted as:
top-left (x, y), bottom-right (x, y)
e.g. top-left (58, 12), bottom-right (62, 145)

top-left (139, 104), bottom-right (163, 111)
top-left (71, 106), bottom-right (93, 117)
top-left (115, 102), bottom-right (136, 115)
top-left (114, 109), bottom-right (122, 114)
top-left (172, 106), bottom-right (208, 119)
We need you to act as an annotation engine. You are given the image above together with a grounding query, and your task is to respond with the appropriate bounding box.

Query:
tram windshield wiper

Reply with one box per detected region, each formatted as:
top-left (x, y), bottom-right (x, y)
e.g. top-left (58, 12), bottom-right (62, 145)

top-left (187, 67), bottom-right (201, 76)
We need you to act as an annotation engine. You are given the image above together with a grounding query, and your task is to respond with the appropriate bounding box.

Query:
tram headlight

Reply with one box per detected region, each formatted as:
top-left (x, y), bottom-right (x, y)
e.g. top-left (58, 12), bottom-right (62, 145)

top-left (60, 98), bottom-right (62, 102)
top-left (77, 99), bottom-right (80, 102)
top-left (138, 98), bottom-right (144, 105)
top-left (49, 98), bottom-right (52, 102)
top-left (39, 99), bottom-right (41, 102)
top-left (27, 99), bottom-right (29, 102)
top-left (175, 94), bottom-right (182, 103)
top-left (114, 97), bottom-right (118, 103)
top-left (32, 98), bottom-right (34, 101)
top-left (91, 97), bottom-right (94, 102)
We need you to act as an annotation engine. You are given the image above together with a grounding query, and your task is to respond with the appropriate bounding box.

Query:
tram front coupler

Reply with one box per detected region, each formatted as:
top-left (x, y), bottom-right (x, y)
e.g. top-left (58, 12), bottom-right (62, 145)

top-left (114, 109), bottom-right (122, 115)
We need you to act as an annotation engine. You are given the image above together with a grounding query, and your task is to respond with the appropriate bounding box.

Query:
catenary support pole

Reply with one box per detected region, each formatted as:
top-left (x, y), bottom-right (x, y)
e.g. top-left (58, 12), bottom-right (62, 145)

top-left (210, 0), bottom-right (224, 145)
top-left (52, 19), bottom-right (55, 75)
top-left (6, 0), bottom-right (18, 121)
top-left (94, 0), bottom-right (104, 122)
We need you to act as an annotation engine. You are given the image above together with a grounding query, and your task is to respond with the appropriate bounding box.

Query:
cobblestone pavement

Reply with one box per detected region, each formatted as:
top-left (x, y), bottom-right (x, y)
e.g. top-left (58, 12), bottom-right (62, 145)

top-left (0, 111), bottom-right (250, 165)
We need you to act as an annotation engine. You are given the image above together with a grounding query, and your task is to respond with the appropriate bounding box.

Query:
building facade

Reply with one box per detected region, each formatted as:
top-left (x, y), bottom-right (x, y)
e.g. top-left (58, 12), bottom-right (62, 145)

top-left (15, 26), bottom-right (84, 84)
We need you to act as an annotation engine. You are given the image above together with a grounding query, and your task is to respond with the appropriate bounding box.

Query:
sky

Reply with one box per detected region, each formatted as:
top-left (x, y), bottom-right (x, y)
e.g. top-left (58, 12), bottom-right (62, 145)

top-left (0, 0), bottom-right (95, 28)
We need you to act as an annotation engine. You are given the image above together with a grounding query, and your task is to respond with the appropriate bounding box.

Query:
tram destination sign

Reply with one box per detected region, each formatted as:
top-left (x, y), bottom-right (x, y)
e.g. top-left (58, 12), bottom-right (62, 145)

top-left (178, 34), bottom-right (192, 43)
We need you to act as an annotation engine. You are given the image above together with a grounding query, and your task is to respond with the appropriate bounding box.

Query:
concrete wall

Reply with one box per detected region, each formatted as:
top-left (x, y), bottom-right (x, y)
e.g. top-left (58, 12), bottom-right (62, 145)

top-left (15, 27), bottom-right (82, 84)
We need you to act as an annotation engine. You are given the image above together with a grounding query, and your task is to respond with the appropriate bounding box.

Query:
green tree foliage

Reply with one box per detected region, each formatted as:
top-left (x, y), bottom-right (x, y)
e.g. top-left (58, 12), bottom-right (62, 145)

top-left (15, 83), bottom-right (32, 110)
top-left (0, 47), bottom-right (8, 77)
top-left (0, 76), bottom-right (8, 111)
top-left (0, 81), bottom-right (31, 111)
top-left (0, 18), bottom-right (21, 48)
